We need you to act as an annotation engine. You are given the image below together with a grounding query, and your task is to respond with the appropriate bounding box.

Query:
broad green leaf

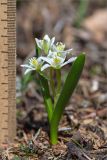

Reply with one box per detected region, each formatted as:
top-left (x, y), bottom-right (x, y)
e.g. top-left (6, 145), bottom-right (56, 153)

top-left (50, 53), bottom-right (85, 144)
top-left (39, 75), bottom-right (53, 123)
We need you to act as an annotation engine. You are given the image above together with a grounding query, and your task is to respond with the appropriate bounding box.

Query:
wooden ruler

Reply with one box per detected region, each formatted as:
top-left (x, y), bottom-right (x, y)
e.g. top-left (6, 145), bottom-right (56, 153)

top-left (0, 0), bottom-right (16, 146)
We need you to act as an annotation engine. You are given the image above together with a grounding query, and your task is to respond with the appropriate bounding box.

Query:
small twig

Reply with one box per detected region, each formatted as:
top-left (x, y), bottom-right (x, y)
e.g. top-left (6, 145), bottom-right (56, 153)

top-left (82, 152), bottom-right (93, 160)
top-left (58, 127), bottom-right (72, 132)
top-left (32, 128), bottom-right (41, 143)
top-left (89, 148), bottom-right (107, 155)
top-left (23, 132), bottom-right (29, 144)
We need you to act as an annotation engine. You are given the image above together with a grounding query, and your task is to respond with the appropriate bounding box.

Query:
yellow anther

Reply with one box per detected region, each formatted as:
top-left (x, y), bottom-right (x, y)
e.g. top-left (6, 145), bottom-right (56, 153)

top-left (30, 58), bottom-right (38, 66)
top-left (54, 57), bottom-right (61, 64)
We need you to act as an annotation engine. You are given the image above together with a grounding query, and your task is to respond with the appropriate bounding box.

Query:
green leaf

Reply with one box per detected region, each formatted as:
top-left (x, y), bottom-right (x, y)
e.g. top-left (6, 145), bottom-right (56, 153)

top-left (21, 73), bottom-right (35, 91)
top-left (36, 44), bottom-right (41, 57)
top-left (39, 74), bottom-right (53, 123)
top-left (39, 71), bottom-right (50, 80)
top-left (50, 53), bottom-right (85, 144)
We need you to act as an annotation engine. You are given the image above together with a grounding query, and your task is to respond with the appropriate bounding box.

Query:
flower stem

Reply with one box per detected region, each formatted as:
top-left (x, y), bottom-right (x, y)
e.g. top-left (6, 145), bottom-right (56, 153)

top-left (56, 69), bottom-right (61, 93)
top-left (55, 69), bottom-right (61, 105)
top-left (49, 70), bottom-right (61, 144)
top-left (39, 74), bottom-right (53, 123)
top-left (50, 68), bottom-right (55, 98)
top-left (50, 122), bottom-right (58, 144)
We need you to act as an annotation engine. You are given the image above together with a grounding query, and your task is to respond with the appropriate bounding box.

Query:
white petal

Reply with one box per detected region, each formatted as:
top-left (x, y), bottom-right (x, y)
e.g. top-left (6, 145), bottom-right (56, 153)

top-left (47, 50), bottom-right (53, 57)
top-left (48, 51), bottom-right (56, 58)
top-left (61, 57), bottom-right (77, 67)
top-left (37, 57), bottom-right (43, 63)
top-left (51, 44), bottom-right (57, 52)
top-left (59, 48), bottom-right (73, 54)
top-left (35, 38), bottom-right (42, 49)
top-left (57, 52), bottom-right (66, 59)
top-left (21, 64), bottom-right (33, 69)
top-left (40, 56), bottom-right (52, 65)
top-left (50, 37), bottom-right (55, 46)
top-left (43, 35), bottom-right (50, 42)
top-left (41, 64), bottom-right (50, 71)
top-left (24, 68), bottom-right (34, 75)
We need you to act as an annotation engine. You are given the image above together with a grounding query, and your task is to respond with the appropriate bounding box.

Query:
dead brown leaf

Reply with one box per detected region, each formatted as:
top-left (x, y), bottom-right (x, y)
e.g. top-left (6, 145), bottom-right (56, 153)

top-left (83, 9), bottom-right (107, 44)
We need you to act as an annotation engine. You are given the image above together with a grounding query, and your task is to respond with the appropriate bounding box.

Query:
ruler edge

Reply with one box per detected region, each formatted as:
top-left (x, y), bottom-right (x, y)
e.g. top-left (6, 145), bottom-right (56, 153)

top-left (0, 0), bottom-right (16, 145)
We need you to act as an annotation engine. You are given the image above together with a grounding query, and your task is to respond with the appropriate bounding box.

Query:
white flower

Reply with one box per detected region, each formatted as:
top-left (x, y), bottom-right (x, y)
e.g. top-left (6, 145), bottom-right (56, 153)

top-left (48, 47), bottom-right (73, 59)
top-left (35, 34), bottom-right (55, 54)
top-left (40, 52), bottom-right (77, 70)
top-left (22, 35), bottom-right (75, 73)
top-left (21, 57), bottom-right (43, 74)
top-left (50, 42), bottom-right (73, 59)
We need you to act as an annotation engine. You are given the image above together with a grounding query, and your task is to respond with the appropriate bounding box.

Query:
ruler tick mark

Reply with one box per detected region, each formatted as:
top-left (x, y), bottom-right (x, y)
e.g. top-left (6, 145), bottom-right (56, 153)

top-left (4, 27), bottom-right (15, 30)
top-left (1, 83), bottom-right (8, 85)
top-left (2, 67), bottom-right (8, 69)
top-left (2, 113), bottom-right (8, 115)
top-left (1, 3), bottom-right (7, 5)
top-left (1, 19), bottom-right (8, 22)
top-left (4, 106), bottom-right (8, 108)
top-left (1, 51), bottom-right (9, 53)
top-left (2, 128), bottom-right (8, 130)
top-left (4, 11), bottom-right (16, 14)
top-left (1, 35), bottom-right (8, 38)
top-left (4, 59), bottom-right (8, 61)
top-left (1, 19), bottom-right (15, 22)
top-left (2, 98), bottom-right (8, 100)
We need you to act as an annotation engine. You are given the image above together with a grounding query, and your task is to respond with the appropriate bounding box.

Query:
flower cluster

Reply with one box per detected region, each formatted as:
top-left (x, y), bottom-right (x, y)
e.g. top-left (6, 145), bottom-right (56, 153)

top-left (21, 34), bottom-right (85, 145)
top-left (21, 35), bottom-right (76, 74)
